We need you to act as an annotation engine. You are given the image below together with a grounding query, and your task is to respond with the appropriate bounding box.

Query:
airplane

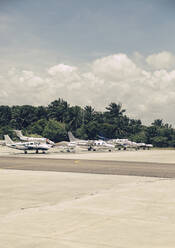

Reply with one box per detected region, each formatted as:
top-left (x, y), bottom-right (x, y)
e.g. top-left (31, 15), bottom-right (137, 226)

top-left (97, 134), bottom-right (110, 141)
top-left (4, 135), bottom-right (52, 154)
top-left (14, 130), bottom-right (55, 146)
top-left (93, 140), bottom-right (115, 151)
top-left (0, 140), bottom-right (5, 146)
top-left (55, 140), bottom-right (77, 152)
top-left (97, 135), bottom-right (133, 150)
top-left (145, 144), bottom-right (153, 149)
top-left (68, 132), bottom-right (115, 151)
top-left (68, 131), bottom-right (94, 150)
top-left (97, 135), bottom-right (153, 150)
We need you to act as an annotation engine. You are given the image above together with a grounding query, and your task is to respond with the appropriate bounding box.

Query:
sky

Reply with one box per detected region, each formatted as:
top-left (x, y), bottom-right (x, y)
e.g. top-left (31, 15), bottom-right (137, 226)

top-left (0, 0), bottom-right (175, 125)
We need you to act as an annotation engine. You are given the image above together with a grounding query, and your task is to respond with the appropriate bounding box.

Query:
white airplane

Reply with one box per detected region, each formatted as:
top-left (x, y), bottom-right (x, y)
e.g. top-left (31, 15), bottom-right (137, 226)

top-left (4, 135), bottom-right (52, 154)
top-left (93, 140), bottom-right (115, 151)
top-left (0, 140), bottom-right (5, 146)
top-left (145, 144), bottom-right (153, 149)
top-left (98, 136), bottom-right (152, 150)
top-left (68, 132), bottom-right (94, 150)
top-left (55, 140), bottom-right (76, 152)
top-left (14, 130), bottom-right (55, 146)
top-left (114, 140), bottom-right (153, 150)
top-left (68, 132), bottom-right (115, 151)
top-left (98, 137), bottom-right (135, 150)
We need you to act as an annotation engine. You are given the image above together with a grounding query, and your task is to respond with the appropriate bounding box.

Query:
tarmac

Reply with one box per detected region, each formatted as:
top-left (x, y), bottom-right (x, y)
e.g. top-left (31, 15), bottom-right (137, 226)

top-left (0, 146), bottom-right (175, 163)
top-left (1, 147), bottom-right (175, 247)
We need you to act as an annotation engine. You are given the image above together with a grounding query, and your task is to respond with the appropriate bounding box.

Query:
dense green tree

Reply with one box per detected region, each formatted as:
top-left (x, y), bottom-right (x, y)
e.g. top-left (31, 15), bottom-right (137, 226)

top-left (152, 119), bottom-right (163, 127)
top-left (35, 106), bottom-right (48, 120)
top-left (47, 99), bottom-right (69, 122)
top-left (130, 131), bottom-right (147, 143)
top-left (105, 102), bottom-right (125, 118)
top-left (0, 106), bottom-right (11, 126)
top-left (0, 126), bottom-right (14, 140)
top-left (145, 126), bottom-right (158, 143)
top-left (42, 119), bottom-right (67, 142)
top-left (10, 105), bottom-right (37, 129)
top-left (128, 119), bottom-right (142, 136)
top-left (84, 121), bottom-right (99, 139)
top-left (67, 106), bottom-right (83, 130)
top-left (27, 119), bottom-right (48, 136)
top-left (152, 136), bottom-right (169, 147)
top-left (0, 99), bottom-right (174, 147)
top-left (75, 126), bottom-right (88, 139)
top-left (83, 106), bottom-right (95, 124)
top-left (99, 123), bottom-right (115, 139)
top-left (93, 111), bottom-right (104, 124)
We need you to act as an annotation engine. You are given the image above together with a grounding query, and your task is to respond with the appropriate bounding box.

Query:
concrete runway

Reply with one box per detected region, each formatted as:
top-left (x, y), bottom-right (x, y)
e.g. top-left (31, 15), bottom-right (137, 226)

top-left (1, 146), bottom-right (175, 163)
top-left (1, 169), bottom-right (175, 248)
top-left (0, 156), bottom-right (175, 178)
top-left (1, 148), bottom-right (175, 247)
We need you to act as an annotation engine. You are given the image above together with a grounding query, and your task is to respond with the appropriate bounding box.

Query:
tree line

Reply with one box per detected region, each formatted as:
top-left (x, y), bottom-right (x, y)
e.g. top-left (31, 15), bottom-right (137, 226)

top-left (0, 98), bottom-right (174, 147)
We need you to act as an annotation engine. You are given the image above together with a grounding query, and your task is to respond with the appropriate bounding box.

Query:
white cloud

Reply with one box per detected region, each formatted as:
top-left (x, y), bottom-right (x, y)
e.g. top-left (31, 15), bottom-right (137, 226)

top-left (146, 51), bottom-right (175, 70)
top-left (93, 54), bottom-right (141, 81)
top-left (48, 64), bottom-right (77, 76)
top-left (0, 52), bottom-right (175, 125)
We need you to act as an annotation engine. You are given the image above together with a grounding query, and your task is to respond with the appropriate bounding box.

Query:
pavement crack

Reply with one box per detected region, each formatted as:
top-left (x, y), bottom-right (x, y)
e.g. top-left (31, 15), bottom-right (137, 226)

top-left (20, 205), bottom-right (41, 210)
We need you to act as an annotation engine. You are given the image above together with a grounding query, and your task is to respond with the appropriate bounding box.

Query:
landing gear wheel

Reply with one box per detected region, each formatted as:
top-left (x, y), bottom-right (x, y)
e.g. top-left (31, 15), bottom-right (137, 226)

top-left (36, 150), bottom-right (39, 154)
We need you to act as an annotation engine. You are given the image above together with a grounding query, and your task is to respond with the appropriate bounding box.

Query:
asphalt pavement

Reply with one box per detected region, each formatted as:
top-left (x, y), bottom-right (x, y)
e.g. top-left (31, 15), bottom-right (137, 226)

top-left (0, 156), bottom-right (175, 178)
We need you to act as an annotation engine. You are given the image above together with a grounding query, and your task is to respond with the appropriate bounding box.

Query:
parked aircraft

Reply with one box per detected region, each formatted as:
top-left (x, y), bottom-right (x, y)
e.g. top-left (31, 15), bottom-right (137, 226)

top-left (4, 135), bottom-right (52, 154)
top-left (68, 131), bottom-right (94, 149)
top-left (0, 140), bottom-right (5, 146)
top-left (97, 135), bottom-right (110, 141)
top-left (97, 135), bottom-right (153, 150)
top-left (55, 140), bottom-right (77, 152)
top-left (14, 130), bottom-right (55, 146)
top-left (93, 140), bottom-right (115, 151)
top-left (68, 132), bottom-right (115, 151)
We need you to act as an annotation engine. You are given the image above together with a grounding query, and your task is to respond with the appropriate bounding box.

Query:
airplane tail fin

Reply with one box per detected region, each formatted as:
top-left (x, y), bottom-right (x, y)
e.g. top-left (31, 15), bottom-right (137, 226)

top-left (68, 131), bottom-right (76, 142)
top-left (4, 135), bottom-right (14, 145)
top-left (14, 130), bottom-right (24, 139)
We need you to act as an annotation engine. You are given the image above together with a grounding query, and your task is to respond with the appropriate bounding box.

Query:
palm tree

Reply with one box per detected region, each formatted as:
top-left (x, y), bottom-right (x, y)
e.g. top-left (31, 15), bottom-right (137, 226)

top-left (84, 106), bottom-right (95, 124)
top-left (106, 102), bottom-right (126, 118)
top-left (47, 98), bottom-right (69, 122)
top-left (67, 106), bottom-right (83, 130)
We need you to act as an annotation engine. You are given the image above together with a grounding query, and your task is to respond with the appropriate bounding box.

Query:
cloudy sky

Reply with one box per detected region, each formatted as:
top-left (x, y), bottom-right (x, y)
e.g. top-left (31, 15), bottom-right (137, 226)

top-left (1, 0), bottom-right (175, 124)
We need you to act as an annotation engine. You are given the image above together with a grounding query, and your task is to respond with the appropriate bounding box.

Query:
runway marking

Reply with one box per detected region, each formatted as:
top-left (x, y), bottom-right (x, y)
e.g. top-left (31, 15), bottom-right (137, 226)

top-left (74, 160), bottom-right (79, 164)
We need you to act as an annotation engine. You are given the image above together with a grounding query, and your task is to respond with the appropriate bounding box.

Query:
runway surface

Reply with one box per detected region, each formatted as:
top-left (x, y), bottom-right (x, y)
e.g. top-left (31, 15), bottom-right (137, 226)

top-left (1, 156), bottom-right (175, 178)
top-left (1, 150), bottom-right (175, 247)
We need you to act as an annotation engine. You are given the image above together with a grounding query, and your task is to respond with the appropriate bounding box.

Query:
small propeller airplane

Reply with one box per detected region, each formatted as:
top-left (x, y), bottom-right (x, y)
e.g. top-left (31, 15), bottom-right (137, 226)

top-left (4, 135), bottom-right (52, 154)
top-left (14, 130), bottom-right (55, 146)
top-left (68, 132), bottom-right (115, 151)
